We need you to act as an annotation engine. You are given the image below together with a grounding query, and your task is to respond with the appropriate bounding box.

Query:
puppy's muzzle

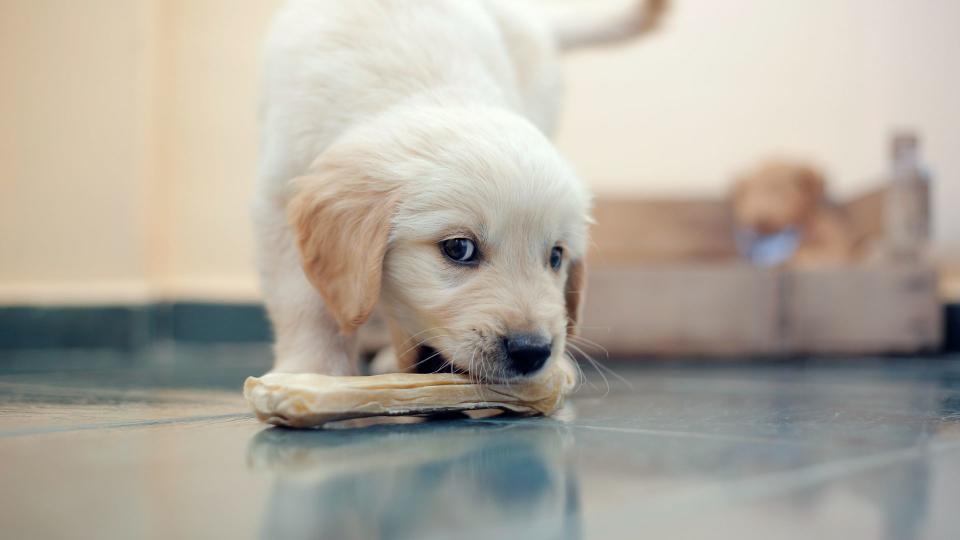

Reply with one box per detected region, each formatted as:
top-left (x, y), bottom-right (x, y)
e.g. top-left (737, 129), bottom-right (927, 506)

top-left (503, 334), bottom-right (552, 376)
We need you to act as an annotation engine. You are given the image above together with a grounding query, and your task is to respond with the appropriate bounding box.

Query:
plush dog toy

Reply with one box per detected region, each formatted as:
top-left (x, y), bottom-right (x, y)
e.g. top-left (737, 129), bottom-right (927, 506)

top-left (731, 160), bottom-right (857, 268)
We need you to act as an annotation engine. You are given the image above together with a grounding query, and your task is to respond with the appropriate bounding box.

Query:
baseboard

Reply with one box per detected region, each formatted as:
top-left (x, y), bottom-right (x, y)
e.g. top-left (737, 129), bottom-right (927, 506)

top-left (0, 303), bottom-right (271, 350)
top-left (1, 301), bottom-right (957, 353)
top-left (168, 303), bottom-right (271, 344)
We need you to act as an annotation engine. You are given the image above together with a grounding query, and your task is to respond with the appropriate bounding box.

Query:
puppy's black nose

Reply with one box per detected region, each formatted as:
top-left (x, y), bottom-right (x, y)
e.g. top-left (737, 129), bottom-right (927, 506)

top-left (503, 334), bottom-right (552, 375)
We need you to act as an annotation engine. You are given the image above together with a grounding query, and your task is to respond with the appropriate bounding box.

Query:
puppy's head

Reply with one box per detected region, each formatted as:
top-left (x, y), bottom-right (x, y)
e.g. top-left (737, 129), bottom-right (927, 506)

top-left (289, 106), bottom-right (591, 382)
top-left (731, 161), bottom-right (825, 235)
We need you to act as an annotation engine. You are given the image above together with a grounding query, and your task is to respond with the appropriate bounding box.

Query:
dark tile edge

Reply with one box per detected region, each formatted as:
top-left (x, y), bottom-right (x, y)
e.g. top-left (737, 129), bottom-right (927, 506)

top-left (946, 303), bottom-right (960, 353)
top-left (1, 302), bottom-right (956, 352)
top-left (0, 303), bottom-right (271, 349)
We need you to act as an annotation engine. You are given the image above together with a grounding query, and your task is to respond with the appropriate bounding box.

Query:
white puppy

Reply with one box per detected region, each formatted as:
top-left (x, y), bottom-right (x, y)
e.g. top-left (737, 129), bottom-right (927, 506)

top-left (254, 0), bottom-right (666, 380)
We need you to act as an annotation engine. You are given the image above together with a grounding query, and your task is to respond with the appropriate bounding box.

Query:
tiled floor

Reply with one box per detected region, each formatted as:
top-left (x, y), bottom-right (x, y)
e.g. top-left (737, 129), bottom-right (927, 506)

top-left (1, 345), bottom-right (959, 540)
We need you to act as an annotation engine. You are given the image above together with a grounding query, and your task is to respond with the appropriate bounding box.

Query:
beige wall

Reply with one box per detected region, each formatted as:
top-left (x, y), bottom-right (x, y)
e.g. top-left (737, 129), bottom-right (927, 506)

top-left (0, 0), bottom-right (283, 303)
top-left (152, 0), bottom-right (281, 299)
top-left (1, 0), bottom-right (957, 305)
top-left (0, 0), bottom-right (160, 302)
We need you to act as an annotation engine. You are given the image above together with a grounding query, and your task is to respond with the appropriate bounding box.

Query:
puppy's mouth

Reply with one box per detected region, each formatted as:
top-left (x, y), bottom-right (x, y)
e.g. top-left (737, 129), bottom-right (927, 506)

top-left (415, 345), bottom-right (466, 376)
top-left (414, 345), bottom-right (544, 383)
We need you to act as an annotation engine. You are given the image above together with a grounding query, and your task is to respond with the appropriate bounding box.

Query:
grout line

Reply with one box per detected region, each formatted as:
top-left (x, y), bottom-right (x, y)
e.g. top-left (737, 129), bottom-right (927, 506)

top-left (474, 417), bottom-right (810, 447)
top-left (0, 382), bottom-right (244, 409)
top-left (565, 422), bottom-right (809, 446)
top-left (0, 412), bottom-right (254, 439)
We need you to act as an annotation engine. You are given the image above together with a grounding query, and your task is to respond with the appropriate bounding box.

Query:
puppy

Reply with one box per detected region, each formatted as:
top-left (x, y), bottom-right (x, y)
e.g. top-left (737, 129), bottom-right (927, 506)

top-left (253, 0), bottom-right (667, 380)
top-left (731, 161), bottom-right (857, 268)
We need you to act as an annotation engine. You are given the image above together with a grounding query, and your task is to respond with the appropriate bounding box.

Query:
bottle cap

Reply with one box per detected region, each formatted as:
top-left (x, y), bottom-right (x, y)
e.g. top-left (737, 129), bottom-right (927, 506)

top-left (891, 131), bottom-right (919, 162)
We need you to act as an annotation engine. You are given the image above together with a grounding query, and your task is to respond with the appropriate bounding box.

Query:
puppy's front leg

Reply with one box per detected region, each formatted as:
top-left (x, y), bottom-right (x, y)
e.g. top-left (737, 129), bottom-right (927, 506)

top-left (270, 277), bottom-right (358, 375)
top-left (368, 346), bottom-right (398, 375)
top-left (259, 223), bottom-right (359, 375)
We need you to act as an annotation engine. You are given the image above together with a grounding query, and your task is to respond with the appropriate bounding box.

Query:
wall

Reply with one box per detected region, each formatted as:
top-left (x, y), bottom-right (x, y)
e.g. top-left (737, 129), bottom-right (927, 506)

top-left (0, 0), bottom-right (957, 305)
top-left (0, 0), bottom-right (283, 303)
top-left (151, 0), bottom-right (281, 300)
top-left (0, 0), bottom-right (160, 303)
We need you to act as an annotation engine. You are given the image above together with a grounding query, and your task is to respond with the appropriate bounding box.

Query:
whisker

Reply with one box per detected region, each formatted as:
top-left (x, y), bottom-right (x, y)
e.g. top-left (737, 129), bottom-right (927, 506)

top-left (396, 338), bottom-right (435, 364)
top-left (409, 349), bottom-right (444, 370)
top-left (569, 340), bottom-right (633, 391)
top-left (468, 347), bottom-right (487, 402)
top-left (566, 341), bottom-right (608, 394)
top-left (426, 342), bottom-right (471, 377)
top-left (396, 328), bottom-right (445, 359)
top-left (399, 326), bottom-right (444, 347)
top-left (590, 358), bottom-right (633, 389)
top-left (567, 340), bottom-right (620, 395)
top-left (564, 352), bottom-right (587, 393)
top-left (563, 346), bottom-right (594, 393)
top-left (568, 335), bottom-right (611, 357)
top-left (408, 343), bottom-right (459, 371)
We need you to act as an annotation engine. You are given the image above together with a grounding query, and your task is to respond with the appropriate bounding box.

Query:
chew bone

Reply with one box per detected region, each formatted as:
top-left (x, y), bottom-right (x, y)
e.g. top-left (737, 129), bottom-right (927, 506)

top-left (244, 359), bottom-right (577, 428)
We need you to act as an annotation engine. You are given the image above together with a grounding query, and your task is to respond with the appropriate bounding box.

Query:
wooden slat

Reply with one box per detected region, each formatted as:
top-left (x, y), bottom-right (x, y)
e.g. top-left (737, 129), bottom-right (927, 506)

top-left (589, 198), bottom-right (738, 265)
top-left (579, 265), bottom-right (781, 357)
top-left (782, 264), bottom-right (942, 353)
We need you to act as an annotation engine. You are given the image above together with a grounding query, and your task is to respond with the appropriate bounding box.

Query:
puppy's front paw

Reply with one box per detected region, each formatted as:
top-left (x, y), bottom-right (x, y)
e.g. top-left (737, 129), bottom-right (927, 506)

top-left (368, 347), bottom-right (400, 375)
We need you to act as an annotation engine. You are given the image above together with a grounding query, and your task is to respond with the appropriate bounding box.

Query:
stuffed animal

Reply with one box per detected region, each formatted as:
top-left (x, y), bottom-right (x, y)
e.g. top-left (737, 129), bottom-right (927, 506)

top-left (731, 160), bottom-right (857, 267)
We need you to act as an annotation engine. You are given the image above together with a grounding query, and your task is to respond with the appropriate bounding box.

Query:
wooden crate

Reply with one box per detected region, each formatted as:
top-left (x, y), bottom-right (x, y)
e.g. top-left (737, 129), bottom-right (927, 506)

top-left (580, 192), bottom-right (943, 357)
top-left (580, 262), bottom-right (941, 357)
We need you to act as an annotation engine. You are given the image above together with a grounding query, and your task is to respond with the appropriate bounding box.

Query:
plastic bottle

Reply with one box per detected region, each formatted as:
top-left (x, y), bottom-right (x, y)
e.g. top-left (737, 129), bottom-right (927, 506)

top-left (884, 132), bottom-right (930, 261)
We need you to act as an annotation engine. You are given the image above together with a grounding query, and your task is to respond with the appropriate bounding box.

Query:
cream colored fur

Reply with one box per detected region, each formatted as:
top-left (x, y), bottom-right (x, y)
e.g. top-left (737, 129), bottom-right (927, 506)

top-left (254, 0), bottom-right (666, 379)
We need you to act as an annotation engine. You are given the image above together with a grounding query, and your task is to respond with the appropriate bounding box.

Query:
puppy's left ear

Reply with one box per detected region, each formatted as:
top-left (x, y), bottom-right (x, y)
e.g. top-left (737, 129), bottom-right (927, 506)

top-left (798, 166), bottom-right (826, 202)
top-left (288, 166), bottom-right (398, 335)
top-left (564, 259), bottom-right (587, 336)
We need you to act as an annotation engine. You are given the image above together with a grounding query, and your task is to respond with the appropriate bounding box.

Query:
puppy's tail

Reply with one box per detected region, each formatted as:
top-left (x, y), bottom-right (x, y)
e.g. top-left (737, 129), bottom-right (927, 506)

top-left (551, 0), bottom-right (669, 52)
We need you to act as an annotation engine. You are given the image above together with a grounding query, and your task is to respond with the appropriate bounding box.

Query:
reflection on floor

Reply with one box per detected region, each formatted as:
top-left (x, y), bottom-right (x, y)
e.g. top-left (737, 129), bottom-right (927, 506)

top-left (1, 345), bottom-right (959, 539)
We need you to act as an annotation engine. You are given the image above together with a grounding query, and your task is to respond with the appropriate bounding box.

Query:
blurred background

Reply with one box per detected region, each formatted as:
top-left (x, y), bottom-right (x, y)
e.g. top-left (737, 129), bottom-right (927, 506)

top-left (0, 0), bottom-right (958, 350)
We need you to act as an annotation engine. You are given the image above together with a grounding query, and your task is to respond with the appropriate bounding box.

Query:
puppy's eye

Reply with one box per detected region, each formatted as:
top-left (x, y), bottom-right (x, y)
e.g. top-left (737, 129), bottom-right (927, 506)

top-left (440, 238), bottom-right (479, 265)
top-left (550, 246), bottom-right (563, 270)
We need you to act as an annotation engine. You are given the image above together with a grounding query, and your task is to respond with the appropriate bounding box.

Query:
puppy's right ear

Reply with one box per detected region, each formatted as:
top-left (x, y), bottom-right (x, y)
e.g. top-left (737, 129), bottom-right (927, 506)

top-left (564, 259), bottom-right (587, 336)
top-left (728, 174), bottom-right (752, 223)
top-left (287, 163), bottom-right (399, 335)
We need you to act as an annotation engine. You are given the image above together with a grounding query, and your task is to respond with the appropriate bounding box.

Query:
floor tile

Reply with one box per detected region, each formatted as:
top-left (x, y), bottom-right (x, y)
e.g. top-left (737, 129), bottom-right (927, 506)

top-left (1, 346), bottom-right (958, 539)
